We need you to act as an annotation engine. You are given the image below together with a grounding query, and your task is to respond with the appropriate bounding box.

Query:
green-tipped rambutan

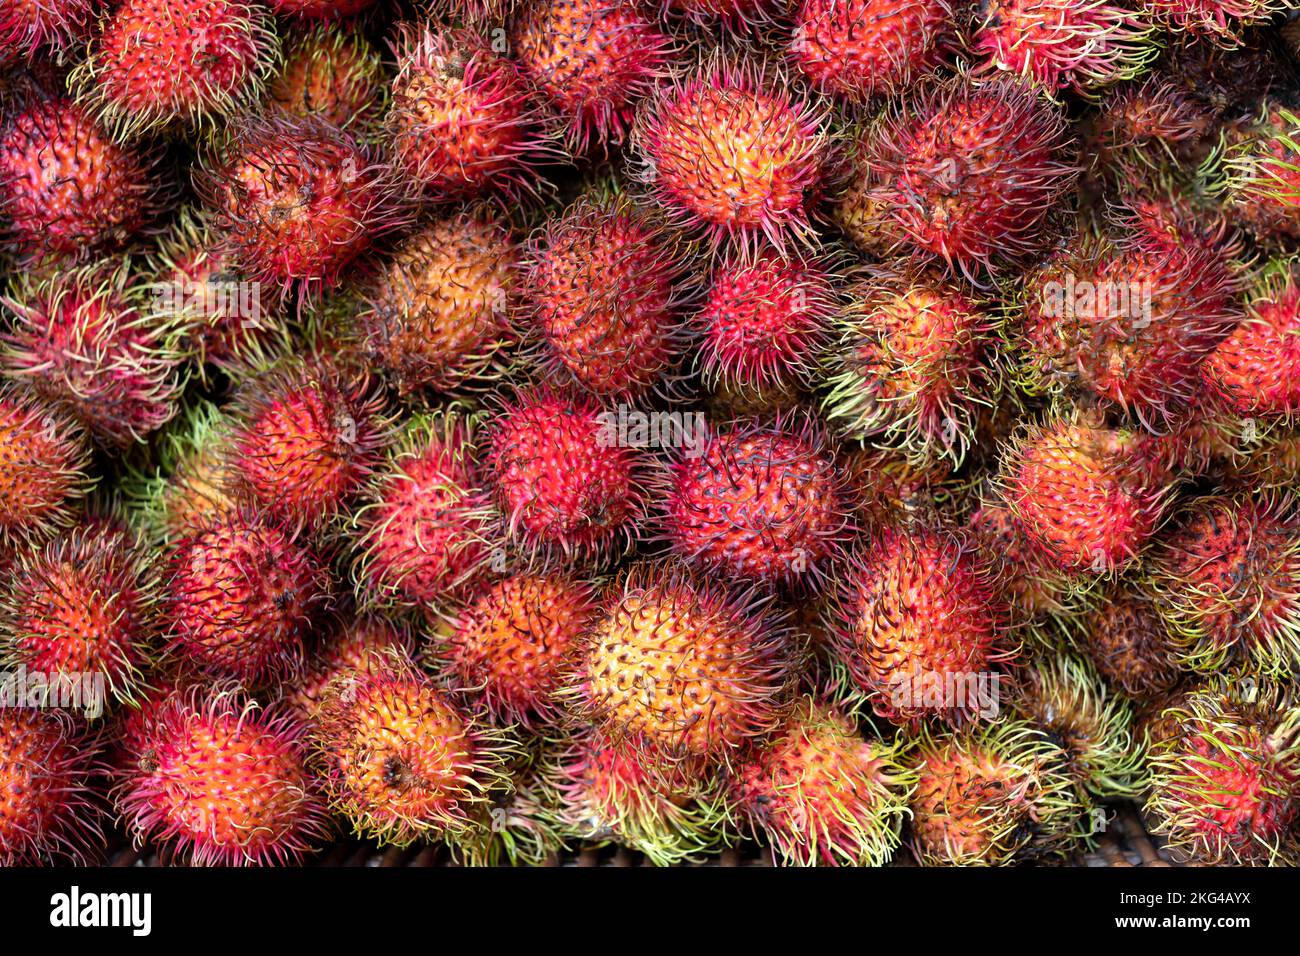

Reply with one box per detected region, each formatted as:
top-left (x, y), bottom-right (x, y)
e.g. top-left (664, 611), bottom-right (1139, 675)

top-left (268, 22), bottom-right (385, 136)
top-left (1208, 102), bottom-right (1300, 247)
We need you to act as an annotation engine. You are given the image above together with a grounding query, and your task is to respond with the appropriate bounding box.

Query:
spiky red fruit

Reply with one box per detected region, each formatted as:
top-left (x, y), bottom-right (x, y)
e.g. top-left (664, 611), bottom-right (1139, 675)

top-left (511, 0), bottom-right (671, 151)
top-left (789, 0), bottom-right (954, 103)
top-left (353, 410), bottom-right (496, 608)
top-left (1080, 584), bottom-right (1179, 699)
top-left (0, 524), bottom-right (155, 707)
top-left (1215, 105), bottom-right (1300, 246)
top-left (117, 689), bottom-right (329, 865)
top-left (387, 23), bottom-right (553, 200)
top-left (314, 660), bottom-right (517, 847)
top-left (435, 570), bottom-right (598, 727)
top-left (198, 113), bottom-right (404, 297)
top-left (486, 389), bottom-right (650, 563)
top-left (286, 615), bottom-right (414, 721)
top-left (228, 363), bottom-right (388, 533)
top-left (633, 61), bottom-right (829, 256)
top-left (1204, 265), bottom-right (1300, 417)
top-left (0, 386), bottom-right (91, 552)
top-left (164, 511), bottom-right (326, 684)
top-left (268, 24), bottom-right (385, 134)
top-left (360, 210), bottom-right (517, 395)
top-left (731, 698), bottom-right (914, 866)
top-left (866, 77), bottom-right (1076, 280)
top-left (0, 96), bottom-right (156, 262)
top-left (664, 415), bottom-right (850, 587)
top-left (580, 564), bottom-right (792, 763)
top-left (522, 195), bottom-right (684, 397)
top-left (974, 0), bottom-right (1156, 95)
top-left (1148, 0), bottom-right (1283, 44)
top-left (696, 251), bottom-right (835, 394)
top-left (827, 525), bottom-right (1010, 725)
top-left (72, 0), bottom-right (277, 137)
top-left (968, 496), bottom-right (1084, 624)
top-left (0, 709), bottom-right (103, 865)
top-left (0, 262), bottom-right (184, 448)
top-left (0, 0), bottom-right (97, 55)
top-left (1000, 415), bottom-right (1171, 574)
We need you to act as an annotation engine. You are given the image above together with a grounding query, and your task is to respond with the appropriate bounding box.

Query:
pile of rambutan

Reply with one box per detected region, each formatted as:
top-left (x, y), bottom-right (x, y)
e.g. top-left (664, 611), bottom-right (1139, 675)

top-left (3, 0), bottom-right (1300, 873)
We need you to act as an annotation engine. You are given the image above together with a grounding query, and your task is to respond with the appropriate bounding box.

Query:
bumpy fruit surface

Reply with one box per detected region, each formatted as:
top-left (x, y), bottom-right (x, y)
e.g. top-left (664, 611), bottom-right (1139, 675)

top-left (1079, 584), bottom-right (1180, 699)
top-left (268, 23), bottom-right (385, 134)
top-left (1203, 264), bottom-right (1300, 417)
top-left (0, 386), bottom-right (91, 552)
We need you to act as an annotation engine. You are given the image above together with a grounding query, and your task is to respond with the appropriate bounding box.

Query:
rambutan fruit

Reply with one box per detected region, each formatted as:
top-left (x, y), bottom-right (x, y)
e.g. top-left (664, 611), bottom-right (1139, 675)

top-left (0, 385), bottom-right (92, 553)
top-left (730, 697), bottom-right (915, 866)
top-left (268, 23), bottom-right (385, 136)
top-left (0, 259), bottom-right (185, 448)
top-left (788, 0), bottom-right (955, 103)
top-left (0, 0), bottom-right (97, 56)
top-left (631, 59), bottom-right (830, 257)
top-left (864, 76), bottom-right (1077, 281)
top-left (1078, 581), bottom-right (1180, 699)
top-left (521, 194), bottom-right (686, 398)
top-left (431, 570), bottom-right (598, 728)
top-left (163, 510), bottom-right (327, 685)
top-left (997, 412), bottom-right (1172, 574)
top-left (71, 0), bottom-right (278, 138)
top-left (267, 0), bottom-right (377, 17)
top-left (1081, 77), bottom-right (1212, 181)
top-left (227, 361), bottom-right (389, 534)
top-left (909, 720), bottom-right (1085, 865)
top-left (284, 614), bottom-right (414, 722)
top-left (1148, 0), bottom-right (1285, 45)
top-left (314, 658), bottom-right (519, 847)
top-left (578, 563), bottom-right (794, 765)
top-left (1010, 653), bottom-right (1145, 797)
top-left (386, 22), bottom-right (556, 201)
top-left (825, 523), bottom-right (1011, 726)
top-left (0, 95), bottom-right (157, 263)
top-left (540, 729), bottom-right (725, 864)
top-left (360, 208), bottom-right (517, 396)
top-left (0, 523), bottom-right (157, 708)
top-left (1209, 103), bottom-right (1300, 247)
top-left (1146, 682), bottom-right (1300, 865)
top-left (973, 0), bottom-right (1157, 96)
top-left (694, 250), bottom-right (836, 396)
top-left (351, 408), bottom-right (497, 609)
top-left (1146, 492), bottom-right (1300, 675)
top-left (510, 0), bottom-right (672, 151)
top-left (485, 388), bottom-right (651, 564)
top-left (823, 265), bottom-right (997, 465)
top-left (663, 414), bottom-right (852, 588)
top-left (827, 118), bottom-right (896, 260)
top-left (663, 0), bottom-right (782, 27)
top-left (116, 688), bottom-right (329, 865)
top-left (0, 709), bottom-right (104, 865)
top-left (1204, 262), bottom-right (1300, 419)
top-left (197, 113), bottom-right (406, 300)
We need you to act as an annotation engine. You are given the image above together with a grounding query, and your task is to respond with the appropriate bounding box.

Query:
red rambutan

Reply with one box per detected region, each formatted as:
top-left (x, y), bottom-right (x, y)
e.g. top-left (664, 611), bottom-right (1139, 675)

top-left (268, 22), bottom-right (386, 135)
top-left (0, 385), bottom-right (92, 553)
top-left (1209, 103), bottom-right (1300, 247)
top-left (0, 0), bottom-right (97, 56)
top-left (1204, 261), bottom-right (1300, 419)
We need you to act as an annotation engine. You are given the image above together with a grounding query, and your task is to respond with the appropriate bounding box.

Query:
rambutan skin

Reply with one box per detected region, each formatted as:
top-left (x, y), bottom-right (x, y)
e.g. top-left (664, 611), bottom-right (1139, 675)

top-left (268, 0), bottom-right (378, 17)
top-left (1203, 264), bottom-right (1300, 418)
top-left (284, 615), bottom-right (414, 722)
top-left (1078, 584), bottom-right (1180, 699)
top-left (0, 0), bottom-right (98, 56)
top-left (268, 23), bottom-right (385, 135)
top-left (115, 689), bottom-right (330, 866)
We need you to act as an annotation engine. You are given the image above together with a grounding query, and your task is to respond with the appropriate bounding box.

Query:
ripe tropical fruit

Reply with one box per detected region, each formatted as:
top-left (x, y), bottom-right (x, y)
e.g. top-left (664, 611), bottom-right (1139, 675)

top-left (910, 720), bottom-right (1085, 865)
top-left (313, 658), bottom-right (518, 847)
top-left (228, 360), bottom-right (389, 534)
top-left (0, 95), bottom-right (157, 262)
top-left (632, 59), bottom-right (830, 256)
top-left (823, 264), bottom-right (997, 464)
top-left (973, 0), bottom-right (1156, 96)
top-left (1148, 0), bottom-right (1285, 44)
top-left (352, 408), bottom-right (497, 609)
top-left (268, 23), bottom-right (385, 136)
top-left (0, 0), bottom-right (98, 56)
top-left (432, 570), bottom-right (598, 728)
top-left (578, 563), bottom-right (793, 765)
top-left (0, 259), bottom-right (185, 448)
top-left (825, 523), bottom-right (1011, 725)
top-left (0, 385), bottom-right (92, 553)
top-left (0, 709), bottom-right (104, 865)
top-left (485, 388), bottom-right (651, 564)
top-left (360, 208), bottom-right (517, 396)
top-left (1146, 492), bottom-right (1300, 676)
top-left (663, 414), bottom-right (852, 587)
top-left (788, 0), bottom-right (955, 103)
top-left (0, 523), bottom-right (157, 707)
top-left (521, 194), bottom-right (686, 398)
top-left (386, 23), bottom-right (555, 200)
top-left (1078, 582), bottom-right (1181, 700)
top-left (71, 0), bottom-right (278, 137)
top-left (510, 0), bottom-right (672, 151)
top-left (730, 697), bottom-right (915, 866)
top-left (1146, 680), bottom-right (1300, 865)
top-left (1210, 103), bottom-right (1300, 247)
top-left (284, 614), bottom-right (414, 722)
top-left (540, 729), bottom-right (726, 864)
top-left (198, 113), bottom-right (406, 300)
top-left (163, 509), bottom-right (327, 685)
top-left (998, 411), bottom-right (1172, 574)
top-left (862, 76), bottom-right (1076, 280)
top-left (1203, 261), bottom-right (1300, 418)
top-left (115, 688), bottom-right (330, 866)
